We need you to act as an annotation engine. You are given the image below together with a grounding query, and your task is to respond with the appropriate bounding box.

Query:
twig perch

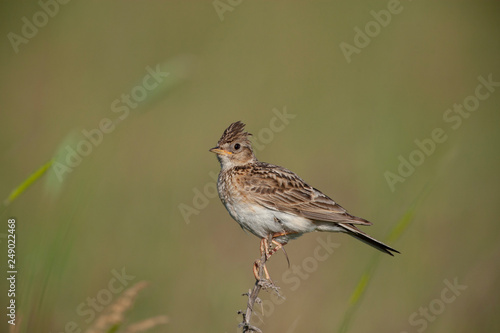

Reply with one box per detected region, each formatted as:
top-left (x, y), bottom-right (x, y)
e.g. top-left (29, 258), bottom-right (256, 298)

top-left (239, 234), bottom-right (282, 333)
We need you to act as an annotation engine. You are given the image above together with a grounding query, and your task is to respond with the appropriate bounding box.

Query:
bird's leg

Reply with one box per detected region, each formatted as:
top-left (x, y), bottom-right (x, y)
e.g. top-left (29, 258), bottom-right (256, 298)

top-left (254, 230), bottom-right (299, 281)
top-left (253, 236), bottom-right (272, 281)
top-left (260, 237), bottom-right (269, 258)
top-left (268, 239), bottom-right (285, 257)
top-left (253, 260), bottom-right (271, 281)
top-left (269, 230), bottom-right (299, 268)
top-left (253, 232), bottom-right (294, 280)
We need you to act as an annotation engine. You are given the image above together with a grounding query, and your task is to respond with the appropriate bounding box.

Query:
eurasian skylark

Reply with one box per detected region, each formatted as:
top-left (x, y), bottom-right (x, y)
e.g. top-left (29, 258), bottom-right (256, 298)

top-left (210, 121), bottom-right (399, 280)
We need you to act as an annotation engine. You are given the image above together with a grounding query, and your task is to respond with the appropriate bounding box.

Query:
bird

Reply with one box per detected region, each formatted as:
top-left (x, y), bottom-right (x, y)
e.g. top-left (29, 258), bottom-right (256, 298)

top-left (210, 121), bottom-right (399, 280)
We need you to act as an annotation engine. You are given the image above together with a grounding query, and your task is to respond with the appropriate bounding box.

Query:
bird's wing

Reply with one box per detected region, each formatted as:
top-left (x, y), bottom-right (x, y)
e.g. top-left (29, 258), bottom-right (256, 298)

top-left (239, 163), bottom-right (372, 225)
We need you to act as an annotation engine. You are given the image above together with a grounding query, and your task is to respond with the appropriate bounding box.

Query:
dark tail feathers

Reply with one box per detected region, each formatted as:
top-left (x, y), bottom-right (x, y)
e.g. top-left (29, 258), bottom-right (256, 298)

top-left (341, 223), bottom-right (400, 256)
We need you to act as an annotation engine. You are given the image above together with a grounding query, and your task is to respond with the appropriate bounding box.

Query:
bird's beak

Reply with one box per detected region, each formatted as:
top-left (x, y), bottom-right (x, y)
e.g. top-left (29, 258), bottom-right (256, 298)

top-left (209, 147), bottom-right (232, 155)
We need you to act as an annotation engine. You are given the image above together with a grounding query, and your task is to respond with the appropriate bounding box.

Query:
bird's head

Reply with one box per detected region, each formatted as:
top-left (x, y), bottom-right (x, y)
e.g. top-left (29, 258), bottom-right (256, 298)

top-left (210, 121), bottom-right (257, 169)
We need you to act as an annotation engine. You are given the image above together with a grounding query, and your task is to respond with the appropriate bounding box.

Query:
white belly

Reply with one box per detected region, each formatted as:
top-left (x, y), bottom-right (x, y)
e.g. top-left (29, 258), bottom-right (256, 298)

top-left (224, 199), bottom-right (317, 241)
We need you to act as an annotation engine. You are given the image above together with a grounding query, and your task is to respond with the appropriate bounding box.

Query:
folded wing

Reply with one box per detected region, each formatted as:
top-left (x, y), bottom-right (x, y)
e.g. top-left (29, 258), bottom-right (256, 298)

top-left (240, 163), bottom-right (372, 226)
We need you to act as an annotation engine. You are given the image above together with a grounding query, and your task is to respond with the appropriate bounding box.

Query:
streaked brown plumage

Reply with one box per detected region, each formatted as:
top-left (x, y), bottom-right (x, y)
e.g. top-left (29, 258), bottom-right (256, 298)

top-left (210, 121), bottom-right (398, 279)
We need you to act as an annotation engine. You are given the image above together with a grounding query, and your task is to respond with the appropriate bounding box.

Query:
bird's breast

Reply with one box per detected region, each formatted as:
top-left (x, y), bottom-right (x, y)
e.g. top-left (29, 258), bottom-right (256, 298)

top-left (216, 170), bottom-right (315, 239)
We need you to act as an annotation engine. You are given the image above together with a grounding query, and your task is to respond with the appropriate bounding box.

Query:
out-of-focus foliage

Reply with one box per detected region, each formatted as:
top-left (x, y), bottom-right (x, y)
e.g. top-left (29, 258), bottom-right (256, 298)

top-left (1, 1), bottom-right (499, 332)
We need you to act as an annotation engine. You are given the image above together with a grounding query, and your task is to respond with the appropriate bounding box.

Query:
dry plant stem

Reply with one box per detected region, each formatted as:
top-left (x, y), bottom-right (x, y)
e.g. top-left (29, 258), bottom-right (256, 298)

top-left (241, 234), bottom-right (273, 333)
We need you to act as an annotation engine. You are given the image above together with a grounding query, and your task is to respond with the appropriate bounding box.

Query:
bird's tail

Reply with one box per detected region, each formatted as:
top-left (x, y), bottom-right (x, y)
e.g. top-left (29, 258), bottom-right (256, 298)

top-left (340, 223), bottom-right (400, 256)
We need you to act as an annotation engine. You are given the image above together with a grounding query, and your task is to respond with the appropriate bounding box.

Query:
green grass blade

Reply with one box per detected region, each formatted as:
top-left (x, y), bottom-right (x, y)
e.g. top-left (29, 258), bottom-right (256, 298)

top-left (2, 159), bottom-right (53, 206)
top-left (338, 254), bottom-right (380, 333)
top-left (347, 269), bottom-right (371, 306)
top-left (337, 182), bottom-right (431, 333)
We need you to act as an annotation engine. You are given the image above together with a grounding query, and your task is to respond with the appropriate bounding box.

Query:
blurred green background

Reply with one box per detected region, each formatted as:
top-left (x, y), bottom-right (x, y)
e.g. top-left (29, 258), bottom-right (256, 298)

top-left (1, 1), bottom-right (499, 332)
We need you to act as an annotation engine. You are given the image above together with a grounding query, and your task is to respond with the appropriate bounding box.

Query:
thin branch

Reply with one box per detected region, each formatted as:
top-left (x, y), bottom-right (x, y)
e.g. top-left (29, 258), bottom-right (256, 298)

top-left (239, 234), bottom-right (282, 333)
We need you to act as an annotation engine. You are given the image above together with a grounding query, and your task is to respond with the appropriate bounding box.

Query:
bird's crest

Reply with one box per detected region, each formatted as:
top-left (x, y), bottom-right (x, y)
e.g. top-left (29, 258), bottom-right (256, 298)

top-left (218, 121), bottom-right (252, 146)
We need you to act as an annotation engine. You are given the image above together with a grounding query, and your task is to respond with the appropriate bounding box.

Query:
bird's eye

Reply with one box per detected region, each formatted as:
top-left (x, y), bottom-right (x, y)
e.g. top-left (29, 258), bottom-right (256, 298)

top-left (234, 143), bottom-right (241, 150)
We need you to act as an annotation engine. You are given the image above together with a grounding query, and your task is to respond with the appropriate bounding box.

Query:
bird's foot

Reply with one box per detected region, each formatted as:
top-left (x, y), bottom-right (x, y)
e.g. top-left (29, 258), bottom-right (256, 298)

top-left (253, 259), bottom-right (271, 281)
